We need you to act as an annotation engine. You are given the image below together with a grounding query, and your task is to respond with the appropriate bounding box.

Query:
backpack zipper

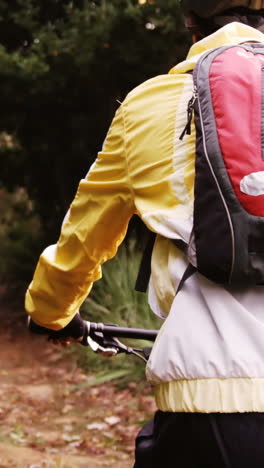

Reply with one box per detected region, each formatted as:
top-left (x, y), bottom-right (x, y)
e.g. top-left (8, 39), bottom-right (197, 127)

top-left (179, 87), bottom-right (198, 140)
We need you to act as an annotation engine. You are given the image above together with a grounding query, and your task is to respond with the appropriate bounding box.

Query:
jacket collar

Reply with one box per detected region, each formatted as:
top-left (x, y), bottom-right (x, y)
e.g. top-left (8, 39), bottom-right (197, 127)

top-left (170, 22), bottom-right (264, 74)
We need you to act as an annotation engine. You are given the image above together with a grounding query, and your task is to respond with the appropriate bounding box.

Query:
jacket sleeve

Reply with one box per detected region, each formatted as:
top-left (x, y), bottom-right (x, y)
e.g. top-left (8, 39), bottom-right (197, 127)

top-left (25, 104), bottom-right (135, 330)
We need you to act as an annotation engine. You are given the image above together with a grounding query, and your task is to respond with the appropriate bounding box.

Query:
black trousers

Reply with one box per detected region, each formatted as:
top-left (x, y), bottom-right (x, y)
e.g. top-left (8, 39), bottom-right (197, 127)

top-left (134, 411), bottom-right (264, 468)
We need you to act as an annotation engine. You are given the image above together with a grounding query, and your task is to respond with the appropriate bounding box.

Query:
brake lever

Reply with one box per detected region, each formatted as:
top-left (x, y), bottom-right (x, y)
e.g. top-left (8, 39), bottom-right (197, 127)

top-left (86, 327), bottom-right (129, 357)
top-left (87, 336), bottom-right (119, 357)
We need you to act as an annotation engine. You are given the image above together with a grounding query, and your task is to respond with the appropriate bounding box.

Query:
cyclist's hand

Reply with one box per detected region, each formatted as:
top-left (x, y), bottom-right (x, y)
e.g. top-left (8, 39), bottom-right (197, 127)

top-left (28, 312), bottom-right (86, 347)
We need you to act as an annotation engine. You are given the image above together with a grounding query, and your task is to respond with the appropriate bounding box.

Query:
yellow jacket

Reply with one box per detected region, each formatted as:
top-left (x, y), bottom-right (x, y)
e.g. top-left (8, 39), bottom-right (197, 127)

top-left (26, 23), bottom-right (264, 413)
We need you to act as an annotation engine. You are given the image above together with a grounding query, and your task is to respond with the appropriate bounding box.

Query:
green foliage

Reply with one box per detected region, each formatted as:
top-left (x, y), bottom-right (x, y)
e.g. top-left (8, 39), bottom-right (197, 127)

top-left (0, 186), bottom-right (43, 296)
top-left (84, 240), bottom-right (159, 330)
top-left (72, 241), bottom-right (162, 383)
top-left (0, 0), bottom-right (189, 242)
top-left (0, 1), bottom-right (190, 313)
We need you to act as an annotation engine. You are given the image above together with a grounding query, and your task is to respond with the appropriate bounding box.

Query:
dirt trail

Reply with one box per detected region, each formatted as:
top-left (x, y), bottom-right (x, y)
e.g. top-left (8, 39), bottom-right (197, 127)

top-left (0, 319), bottom-right (156, 468)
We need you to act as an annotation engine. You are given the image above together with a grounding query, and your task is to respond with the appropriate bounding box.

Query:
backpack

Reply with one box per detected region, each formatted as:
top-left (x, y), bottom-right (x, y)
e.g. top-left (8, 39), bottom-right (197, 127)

top-left (136, 42), bottom-right (264, 292)
top-left (180, 42), bottom-right (264, 286)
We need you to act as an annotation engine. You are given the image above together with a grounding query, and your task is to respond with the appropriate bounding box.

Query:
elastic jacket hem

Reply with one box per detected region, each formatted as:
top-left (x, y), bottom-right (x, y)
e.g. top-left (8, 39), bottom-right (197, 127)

top-left (155, 377), bottom-right (264, 412)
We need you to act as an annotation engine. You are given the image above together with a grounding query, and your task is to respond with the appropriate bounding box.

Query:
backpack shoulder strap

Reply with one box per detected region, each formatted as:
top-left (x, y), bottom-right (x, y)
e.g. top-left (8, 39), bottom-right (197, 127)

top-left (135, 233), bottom-right (193, 293)
top-left (176, 263), bottom-right (196, 295)
top-left (135, 231), bottom-right (156, 293)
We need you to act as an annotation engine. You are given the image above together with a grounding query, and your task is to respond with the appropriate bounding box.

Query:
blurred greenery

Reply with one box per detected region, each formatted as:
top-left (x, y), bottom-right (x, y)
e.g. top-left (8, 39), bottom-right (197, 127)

top-left (0, 1), bottom-right (189, 307)
top-left (0, 0), bottom-right (189, 241)
top-left (0, 186), bottom-right (43, 297)
top-left (84, 239), bottom-right (159, 330)
top-left (70, 241), bottom-right (162, 383)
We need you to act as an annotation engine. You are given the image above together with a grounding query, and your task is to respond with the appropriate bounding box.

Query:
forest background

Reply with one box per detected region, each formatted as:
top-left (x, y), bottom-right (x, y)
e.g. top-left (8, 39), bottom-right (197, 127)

top-left (0, 0), bottom-right (189, 376)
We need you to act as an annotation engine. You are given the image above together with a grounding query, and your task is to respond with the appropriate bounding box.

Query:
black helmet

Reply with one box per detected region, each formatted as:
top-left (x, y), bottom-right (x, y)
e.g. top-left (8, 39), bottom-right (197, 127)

top-left (181, 0), bottom-right (264, 18)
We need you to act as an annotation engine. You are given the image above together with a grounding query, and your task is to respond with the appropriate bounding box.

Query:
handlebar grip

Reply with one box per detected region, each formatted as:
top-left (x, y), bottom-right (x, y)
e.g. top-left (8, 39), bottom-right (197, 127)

top-left (86, 321), bottom-right (158, 342)
top-left (80, 321), bottom-right (89, 346)
top-left (28, 319), bottom-right (53, 335)
top-left (28, 314), bottom-right (88, 344)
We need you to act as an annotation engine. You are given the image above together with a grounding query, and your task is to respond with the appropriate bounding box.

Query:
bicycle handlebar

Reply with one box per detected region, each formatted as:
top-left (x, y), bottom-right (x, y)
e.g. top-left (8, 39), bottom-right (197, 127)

top-left (86, 322), bottom-right (158, 342)
top-left (28, 317), bottom-right (159, 361)
top-left (84, 321), bottom-right (158, 361)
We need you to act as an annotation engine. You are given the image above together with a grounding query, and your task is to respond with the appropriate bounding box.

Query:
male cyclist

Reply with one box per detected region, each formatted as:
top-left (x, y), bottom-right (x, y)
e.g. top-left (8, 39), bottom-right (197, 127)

top-left (26, 1), bottom-right (264, 466)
